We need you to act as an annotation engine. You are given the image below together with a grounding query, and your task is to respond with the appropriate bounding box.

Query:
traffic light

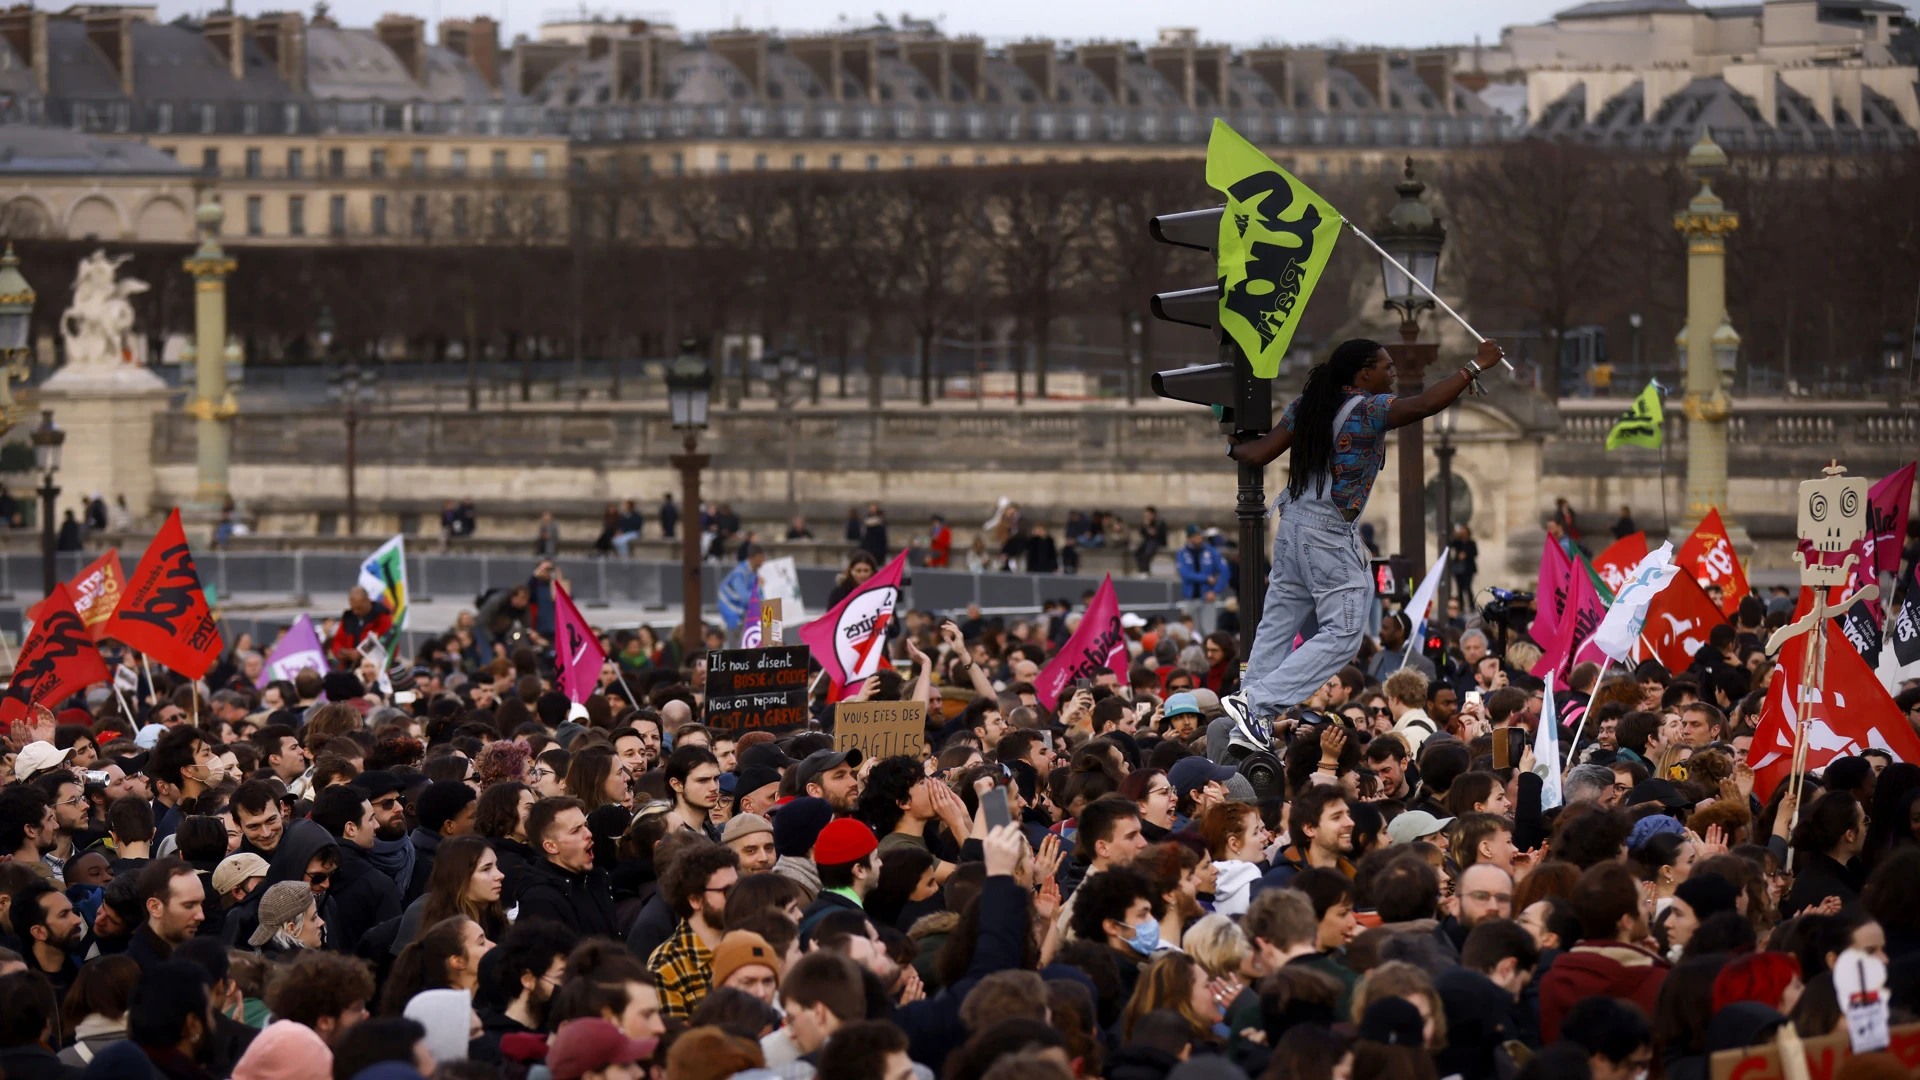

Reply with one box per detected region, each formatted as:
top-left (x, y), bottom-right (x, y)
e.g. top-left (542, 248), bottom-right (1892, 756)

top-left (1146, 206), bottom-right (1272, 436)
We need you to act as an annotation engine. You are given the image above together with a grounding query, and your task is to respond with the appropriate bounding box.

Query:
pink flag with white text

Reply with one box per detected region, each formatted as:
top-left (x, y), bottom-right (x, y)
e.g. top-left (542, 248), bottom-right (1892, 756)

top-left (553, 582), bottom-right (606, 705)
top-left (1531, 535), bottom-right (1574, 645)
top-left (1034, 576), bottom-right (1131, 710)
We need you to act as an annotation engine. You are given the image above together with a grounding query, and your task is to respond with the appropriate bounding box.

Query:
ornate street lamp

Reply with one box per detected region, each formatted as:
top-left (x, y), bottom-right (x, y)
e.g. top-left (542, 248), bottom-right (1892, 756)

top-left (1433, 406), bottom-right (1457, 614)
top-left (0, 245), bottom-right (35, 435)
top-left (665, 339), bottom-right (713, 654)
top-left (1375, 157), bottom-right (1448, 564)
top-left (1712, 315), bottom-right (1740, 392)
top-left (31, 409), bottom-right (64, 596)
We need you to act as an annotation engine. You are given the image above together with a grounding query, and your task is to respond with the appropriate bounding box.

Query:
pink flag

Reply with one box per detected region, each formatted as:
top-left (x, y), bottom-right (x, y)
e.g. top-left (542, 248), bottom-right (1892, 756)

top-left (1531, 535), bottom-right (1574, 645)
top-left (1532, 564), bottom-right (1606, 682)
top-left (798, 551), bottom-right (908, 693)
top-left (553, 582), bottom-right (606, 705)
top-left (1870, 462), bottom-right (1915, 576)
top-left (1034, 577), bottom-right (1131, 710)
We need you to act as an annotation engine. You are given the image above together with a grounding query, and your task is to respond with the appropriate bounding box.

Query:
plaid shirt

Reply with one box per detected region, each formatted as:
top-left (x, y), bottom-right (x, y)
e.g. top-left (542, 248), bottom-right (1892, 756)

top-left (648, 920), bottom-right (713, 1021)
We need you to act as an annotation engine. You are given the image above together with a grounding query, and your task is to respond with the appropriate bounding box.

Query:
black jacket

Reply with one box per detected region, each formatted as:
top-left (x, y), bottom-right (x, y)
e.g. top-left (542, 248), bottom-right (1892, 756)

top-left (328, 842), bottom-right (404, 954)
top-left (0, 1044), bottom-right (82, 1080)
top-left (123, 925), bottom-right (175, 974)
top-left (515, 857), bottom-right (621, 939)
top-left (1781, 851), bottom-right (1864, 919)
top-left (797, 889), bottom-right (864, 941)
top-left (623, 893), bottom-right (677, 964)
top-left (488, 837), bottom-right (536, 908)
top-left (471, 1006), bottom-right (535, 1064)
top-left (1104, 1045), bottom-right (1180, 1080)
top-left (404, 828), bottom-right (442, 906)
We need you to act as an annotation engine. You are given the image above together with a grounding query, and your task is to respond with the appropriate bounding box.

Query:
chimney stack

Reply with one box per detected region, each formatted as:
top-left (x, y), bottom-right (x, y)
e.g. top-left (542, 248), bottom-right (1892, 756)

top-left (203, 12), bottom-right (250, 80)
top-left (252, 12), bottom-right (308, 93)
top-left (439, 16), bottom-right (499, 90)
top-left (0, 9), bottom-right (49, 95)
top-left (82, 11), bottom-right (135, 97)
top-left (376, 13), bottom-right (426, 84)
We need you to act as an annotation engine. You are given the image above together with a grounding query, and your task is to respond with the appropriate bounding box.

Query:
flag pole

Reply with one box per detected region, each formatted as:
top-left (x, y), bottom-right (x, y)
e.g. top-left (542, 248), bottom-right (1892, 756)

top-left (1342, 220), bottom-right (1516, 373)
top-left (1562, 659), bottom-right (1610, 767)
top-left (111, 681), bottom-right (138, 726)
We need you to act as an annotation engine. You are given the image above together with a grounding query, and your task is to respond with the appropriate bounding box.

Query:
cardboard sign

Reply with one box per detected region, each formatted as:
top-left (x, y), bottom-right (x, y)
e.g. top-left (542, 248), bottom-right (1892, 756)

top-left (761, 598), bottom-right (783, 646)
top-left (706, 646), bottom-right (811, 735)
top-left (834, 700), bottom-right (927, 761)
top-left (1708, 1020), bottom-right (1920, 1080)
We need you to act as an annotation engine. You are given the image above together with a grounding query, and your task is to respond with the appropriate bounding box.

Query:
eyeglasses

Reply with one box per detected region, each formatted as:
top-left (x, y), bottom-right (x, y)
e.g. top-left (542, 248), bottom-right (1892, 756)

top-left (703, 883), bottom-right (736, 898)
top-left (1145, 786), bottom-right (1172, 799)
top-left (528, 768), bottom-right (555, 782)
top-left (56, 795), bottom-right (86, 809)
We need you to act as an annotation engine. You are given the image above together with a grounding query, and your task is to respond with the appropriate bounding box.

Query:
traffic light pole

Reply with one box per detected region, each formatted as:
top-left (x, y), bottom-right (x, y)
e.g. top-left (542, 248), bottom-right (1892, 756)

top-left (1227, 341), bottom-right (1272, 662)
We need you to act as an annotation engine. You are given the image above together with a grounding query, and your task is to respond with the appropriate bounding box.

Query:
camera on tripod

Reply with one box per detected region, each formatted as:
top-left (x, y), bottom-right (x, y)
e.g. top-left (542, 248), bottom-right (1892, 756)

top-left (1479, 587), bottom-right (1535, 657)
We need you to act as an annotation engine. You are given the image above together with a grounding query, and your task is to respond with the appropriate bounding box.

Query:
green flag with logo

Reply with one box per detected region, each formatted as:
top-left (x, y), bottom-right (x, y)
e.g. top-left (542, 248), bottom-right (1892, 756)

top-left (1206, 120), bottom-right (1344, 379)
top-left (1606, 382), bottom-right (1664, 451)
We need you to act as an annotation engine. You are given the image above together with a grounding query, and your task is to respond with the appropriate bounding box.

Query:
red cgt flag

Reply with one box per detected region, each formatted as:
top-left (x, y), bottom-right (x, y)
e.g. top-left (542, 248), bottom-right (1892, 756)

top-left (26, 549), bottom-right (126, 643)
top-left (1675, 508), bottom-right (1749, 617)
top-left (1749, 586), bottom-right (1920, 802)
top-left (1637, 567), bottom-right (1727, 674)
top-left (0, 583), bottom-right (111, 723)
top-left (105, 509), bottom-right (222, 678)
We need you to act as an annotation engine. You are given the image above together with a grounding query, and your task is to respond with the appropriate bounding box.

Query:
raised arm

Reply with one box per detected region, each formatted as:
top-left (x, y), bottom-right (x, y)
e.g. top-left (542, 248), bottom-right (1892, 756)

top-left (1385, 339), bottom-right (1505, 430)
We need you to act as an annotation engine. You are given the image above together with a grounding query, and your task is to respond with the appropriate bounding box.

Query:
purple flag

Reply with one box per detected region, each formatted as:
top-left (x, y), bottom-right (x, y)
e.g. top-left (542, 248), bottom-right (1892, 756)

top-left (553, 582), bottom-right (606, 705)
top-left (258, 614), bottom-right (326, 687)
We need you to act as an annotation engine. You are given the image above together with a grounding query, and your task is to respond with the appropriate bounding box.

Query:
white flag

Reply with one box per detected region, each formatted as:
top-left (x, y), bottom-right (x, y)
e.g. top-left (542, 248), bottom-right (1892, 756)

top-left (1401, 550), bottom-right (1451, 659)
top-left (1593, 542), bottom-right (1683, 662)
top-left (1534, 671), bottom-right (1564, 810)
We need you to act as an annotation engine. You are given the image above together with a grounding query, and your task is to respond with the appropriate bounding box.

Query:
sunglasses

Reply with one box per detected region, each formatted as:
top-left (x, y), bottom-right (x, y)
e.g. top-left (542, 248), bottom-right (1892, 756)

top-left (1366, 707), bottom-right (1391, 717)
top-left (305, 871), bottom-right (332, 886)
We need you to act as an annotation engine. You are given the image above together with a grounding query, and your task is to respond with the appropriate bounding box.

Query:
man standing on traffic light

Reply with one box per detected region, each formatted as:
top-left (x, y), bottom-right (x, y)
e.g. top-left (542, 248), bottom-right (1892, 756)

top-left (1227, 337), bottom-right (1504, 729)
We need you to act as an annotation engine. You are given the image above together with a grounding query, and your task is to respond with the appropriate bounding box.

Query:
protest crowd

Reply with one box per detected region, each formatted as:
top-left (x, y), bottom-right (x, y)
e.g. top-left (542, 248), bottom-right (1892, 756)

top-left (0, 372), bottom-right (1918, 1080)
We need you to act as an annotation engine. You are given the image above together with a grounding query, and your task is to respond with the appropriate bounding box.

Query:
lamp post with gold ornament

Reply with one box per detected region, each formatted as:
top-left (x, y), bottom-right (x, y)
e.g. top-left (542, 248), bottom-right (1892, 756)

top-left (0, 244), bottom-right (36, 437)
top-left (182, 195), bottom-right (238, 516)
top-left (1673, 132), bottom-right (1739, 531)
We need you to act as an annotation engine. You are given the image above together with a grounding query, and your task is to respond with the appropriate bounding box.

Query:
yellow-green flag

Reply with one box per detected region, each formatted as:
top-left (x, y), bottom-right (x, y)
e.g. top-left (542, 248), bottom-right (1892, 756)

top-left (1605, 381), bottom-right (1665, 450)
top-left (1206, 119), bottom-right (1344, 378)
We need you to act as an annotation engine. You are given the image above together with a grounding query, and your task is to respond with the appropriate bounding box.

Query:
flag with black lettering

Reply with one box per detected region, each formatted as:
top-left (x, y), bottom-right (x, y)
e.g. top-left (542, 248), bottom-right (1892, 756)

top-left (0, 583), bottom-right (111, 723)
top-left (1606, 382), bottom-right (1664, 450)
top-left (106, 508), bottom-right (223, 678)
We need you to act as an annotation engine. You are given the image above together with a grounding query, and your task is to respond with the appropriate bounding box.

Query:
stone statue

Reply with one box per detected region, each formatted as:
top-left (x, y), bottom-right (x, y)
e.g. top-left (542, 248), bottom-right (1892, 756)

top-left (60, 250), bottom-right (148, 368)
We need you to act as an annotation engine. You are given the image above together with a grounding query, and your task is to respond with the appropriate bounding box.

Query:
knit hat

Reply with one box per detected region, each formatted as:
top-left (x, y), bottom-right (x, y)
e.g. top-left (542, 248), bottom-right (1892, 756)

top-left (1628, 813), bottom-right (1688, 851)
top-left (549, 1018), bottom-right (658, 1080)
top-left (247, 880), bottom-right (316, 947)
top-left (1675, 872), bottom-right (1741, 923)
top-left (814, 818), bottom-right (879, 866)
top-left (771, 796), bottom-right (833, 858)
top-left (722, 814), bottom-right (773, 844)
top-left (1358, 996), bottom-right (1426, 1047)
top-left (709, 930), bottom-right (782, 987)
top-left (405, 988), bottom-right (475, 1065)
top-left (212, 852), bottom-right (270, 898)
top-left (232, 1019), bottom-right (332, 1080)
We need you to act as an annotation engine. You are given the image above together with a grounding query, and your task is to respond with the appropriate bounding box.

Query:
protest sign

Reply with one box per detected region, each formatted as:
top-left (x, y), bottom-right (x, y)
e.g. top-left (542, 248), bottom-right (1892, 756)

top-left (833, 700), bottom-right (927, 760)
top-left (706, 645), bottom-right (811, 735)
top-left (1707, 1020), bottom-right (1920, 1080)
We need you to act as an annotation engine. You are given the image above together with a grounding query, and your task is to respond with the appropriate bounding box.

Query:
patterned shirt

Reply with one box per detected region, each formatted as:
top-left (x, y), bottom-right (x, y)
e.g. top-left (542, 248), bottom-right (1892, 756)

top-left (648, 920), bottom-right (714, 1021)
top-left (1277, 391), bottom-right (1395, 515)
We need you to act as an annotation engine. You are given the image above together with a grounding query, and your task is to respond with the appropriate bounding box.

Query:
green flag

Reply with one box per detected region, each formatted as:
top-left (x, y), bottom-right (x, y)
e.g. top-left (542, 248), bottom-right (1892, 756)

top-left (1605, 382), bottom-right (1664, 450)
top-left (1206, 120), bottom-right (1343, 379)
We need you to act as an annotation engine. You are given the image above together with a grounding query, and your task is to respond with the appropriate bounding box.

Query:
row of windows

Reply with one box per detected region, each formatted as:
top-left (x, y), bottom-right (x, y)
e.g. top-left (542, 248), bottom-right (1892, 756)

top-left (240, 194), bottom-right (553, 239)
top-left (160, 145), bottom-right (553, 180)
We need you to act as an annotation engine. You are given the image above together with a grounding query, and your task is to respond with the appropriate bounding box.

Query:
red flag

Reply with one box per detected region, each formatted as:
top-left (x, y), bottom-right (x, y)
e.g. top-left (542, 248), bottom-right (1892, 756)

top-left (0, 583), bottom-right (111, 723)
top-left (797, 551), bottom-right (907, 696)
top-left (1868, 462), bottom-right (1915, 576)
top-left (1532, 563), bottom-right (1605, 681)
top-left (1637, 568), bottom-right (1727, 674)
top-left (105, 509), bottom-right (223, 678)
top-left (26, 549), bottom-right (126, 643)
top-left (1033, 577), bottom-right (1130, 710)
top-left (1750, 586), bottom-right (1920, 802)
top-left (1674, 508), bottom-right (1748, 616)
top-left (1593, 533), bottom-right (1648, 597)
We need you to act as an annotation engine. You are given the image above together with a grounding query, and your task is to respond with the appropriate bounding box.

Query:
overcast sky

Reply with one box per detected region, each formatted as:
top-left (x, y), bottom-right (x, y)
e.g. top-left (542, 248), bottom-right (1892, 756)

top-left (156, 0), bottom-right (1917, 53)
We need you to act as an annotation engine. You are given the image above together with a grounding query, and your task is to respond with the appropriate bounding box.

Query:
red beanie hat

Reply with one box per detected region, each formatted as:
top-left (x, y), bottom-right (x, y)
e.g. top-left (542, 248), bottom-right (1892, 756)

top-left (813, 818), bottom-right (878, 866)
top-left (1712, 951), bottom-right (1801, 1013)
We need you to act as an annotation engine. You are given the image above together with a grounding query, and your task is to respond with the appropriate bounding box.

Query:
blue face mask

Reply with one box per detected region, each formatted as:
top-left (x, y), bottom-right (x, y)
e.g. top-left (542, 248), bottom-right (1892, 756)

top-left (1128, 918), bottom-right (1160, 955)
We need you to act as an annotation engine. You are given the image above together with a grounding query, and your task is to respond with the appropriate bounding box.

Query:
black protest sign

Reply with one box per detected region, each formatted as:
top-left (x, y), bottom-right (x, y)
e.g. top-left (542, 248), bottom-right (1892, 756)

top-left (706, 646), bottom-right (811, 735)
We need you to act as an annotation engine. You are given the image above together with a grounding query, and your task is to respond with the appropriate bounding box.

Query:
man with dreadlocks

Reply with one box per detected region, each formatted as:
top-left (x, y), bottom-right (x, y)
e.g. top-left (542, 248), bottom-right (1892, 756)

top-left (1226, 337), bottom-right (1504, 729)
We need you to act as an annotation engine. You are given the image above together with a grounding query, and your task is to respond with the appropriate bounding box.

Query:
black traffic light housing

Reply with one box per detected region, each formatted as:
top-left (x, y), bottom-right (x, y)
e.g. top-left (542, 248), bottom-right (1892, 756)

top-left (1145, 206), bottom-right (1272, 437)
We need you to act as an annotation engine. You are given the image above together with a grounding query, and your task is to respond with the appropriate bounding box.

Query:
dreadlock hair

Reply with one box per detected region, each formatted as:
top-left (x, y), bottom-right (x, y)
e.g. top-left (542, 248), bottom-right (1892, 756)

top-left (1286, 339), bottom-right (1382, 501)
